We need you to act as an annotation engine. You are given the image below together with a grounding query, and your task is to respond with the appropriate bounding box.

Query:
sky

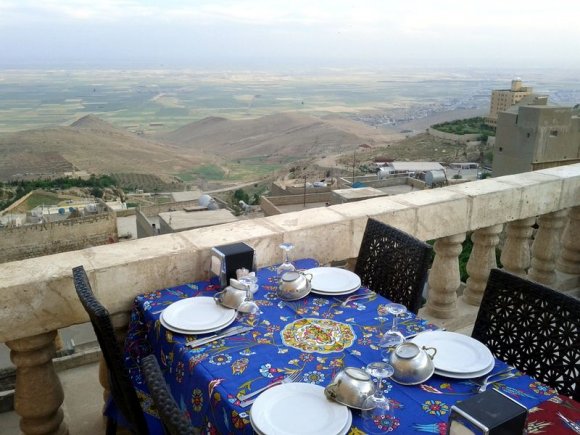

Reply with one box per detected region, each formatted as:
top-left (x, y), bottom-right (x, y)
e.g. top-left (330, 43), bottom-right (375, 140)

top-left (1, 0), bottom-right (579, 70)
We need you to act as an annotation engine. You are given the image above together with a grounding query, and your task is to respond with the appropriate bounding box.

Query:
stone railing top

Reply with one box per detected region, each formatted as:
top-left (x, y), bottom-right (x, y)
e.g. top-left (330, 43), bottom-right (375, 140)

top-left (1, 164), bottom-right (579, 342)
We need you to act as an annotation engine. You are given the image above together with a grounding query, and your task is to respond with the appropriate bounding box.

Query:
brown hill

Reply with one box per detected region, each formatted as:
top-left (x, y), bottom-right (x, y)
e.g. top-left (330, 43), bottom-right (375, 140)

top-left (0, 116), bottom-right (203, 181)
top-left (0, 112), bottom-right (402, 183)
top-left (70, 114), bottom-right (118, 131)
top-left (158, 112), bottom-right (396, 159)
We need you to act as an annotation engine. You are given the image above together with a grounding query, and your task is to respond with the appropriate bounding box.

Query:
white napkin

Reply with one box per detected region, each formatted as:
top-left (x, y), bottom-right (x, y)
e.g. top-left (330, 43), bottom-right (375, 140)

top-left (231, 272), bottom-right (256, 289)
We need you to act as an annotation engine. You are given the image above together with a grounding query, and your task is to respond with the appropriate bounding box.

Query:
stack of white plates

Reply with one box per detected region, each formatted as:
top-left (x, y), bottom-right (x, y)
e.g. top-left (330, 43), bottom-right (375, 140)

top-left (411, 331), bottom-right (494, 379)
top-left (307, 267), bottom-right (361, 296)
top-left (159, 297), bottom-right (237, 334)
top-left (250, 383), bottom-right (352, 435)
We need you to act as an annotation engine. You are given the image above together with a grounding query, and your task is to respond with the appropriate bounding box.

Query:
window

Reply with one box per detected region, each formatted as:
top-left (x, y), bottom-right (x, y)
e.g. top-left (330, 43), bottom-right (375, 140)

top-left (550, 130), bottom-right (558, 137)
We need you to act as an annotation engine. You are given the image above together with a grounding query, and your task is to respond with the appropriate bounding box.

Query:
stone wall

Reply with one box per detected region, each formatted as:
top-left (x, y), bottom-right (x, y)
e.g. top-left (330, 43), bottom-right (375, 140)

top-left (266, 192), bottom-right (332, 206)
top-left (260, 196), bottom-right (281, 216)
top-left (0, 212), bottom-right (117, 264)
top-left (0, 190), bottom-right (37, 216)
top-left (139, 199), bottom-right (202, 217)
top-left (260, 192), bottom-right (332, 216)
top-left (135, 209), bottom-right (156, 238)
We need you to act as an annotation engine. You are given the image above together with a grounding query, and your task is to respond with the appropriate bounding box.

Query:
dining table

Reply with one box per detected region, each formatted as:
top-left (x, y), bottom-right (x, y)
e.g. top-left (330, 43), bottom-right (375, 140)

top-left (124, 258), bottom-right (580, 434)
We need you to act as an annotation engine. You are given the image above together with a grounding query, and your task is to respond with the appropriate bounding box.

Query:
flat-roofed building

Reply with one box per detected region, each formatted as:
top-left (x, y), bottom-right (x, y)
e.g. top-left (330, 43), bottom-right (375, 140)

top-left (378, 162), bottom-right (444, 178)
top-left (486, 79), bottom-right (534, 127)
top-left (158, 209), bottom-right (238, 234)
top-left (493, 105), bottom-right (580, 177)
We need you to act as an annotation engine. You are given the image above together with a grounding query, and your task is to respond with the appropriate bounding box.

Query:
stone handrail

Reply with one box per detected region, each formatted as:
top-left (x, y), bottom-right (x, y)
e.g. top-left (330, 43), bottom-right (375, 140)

top-left (1, 163), bottom-right (579, 344)
top-left (1, 163), bottom-right (579, 434)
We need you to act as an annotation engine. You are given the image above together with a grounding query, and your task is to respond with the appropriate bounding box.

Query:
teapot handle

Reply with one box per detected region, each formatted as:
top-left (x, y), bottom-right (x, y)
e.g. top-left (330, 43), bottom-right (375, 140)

top-left (304, 273), bottom-right (313, 281)
top-left (324, 384), bottom-right (338, 401)
top-left (213, 290), bottom-right (225, 304)
top-left (422, 346), bottom-right (437, 360)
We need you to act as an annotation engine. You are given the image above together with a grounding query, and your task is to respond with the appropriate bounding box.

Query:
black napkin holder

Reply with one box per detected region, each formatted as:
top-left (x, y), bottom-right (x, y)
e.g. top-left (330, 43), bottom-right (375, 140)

top-left (210, 242), bottom-right (255, 288)
top-left (447, 389), bottom-right (527, 435)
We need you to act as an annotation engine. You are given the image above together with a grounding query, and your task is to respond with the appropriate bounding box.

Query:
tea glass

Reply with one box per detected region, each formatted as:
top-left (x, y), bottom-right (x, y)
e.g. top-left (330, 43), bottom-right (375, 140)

top-left (361, 362), bottom-right (396, 434)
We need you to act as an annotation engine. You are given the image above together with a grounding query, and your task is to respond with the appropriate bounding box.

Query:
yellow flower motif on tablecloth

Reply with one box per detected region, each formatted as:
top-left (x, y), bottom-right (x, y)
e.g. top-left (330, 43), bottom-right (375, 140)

top-left (422, 399), bottom-right (449, 416)
top-left (232, 410), bottom-right (249, 429)
top-left (280, 318), bottom-right (356, 354)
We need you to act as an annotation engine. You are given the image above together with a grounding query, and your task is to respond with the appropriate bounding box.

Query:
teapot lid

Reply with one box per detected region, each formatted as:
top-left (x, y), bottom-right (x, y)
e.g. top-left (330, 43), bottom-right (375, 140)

top-left (281, 271), bottom-right (301, 282)
top-left (395, 342), bottom-right (420, 359)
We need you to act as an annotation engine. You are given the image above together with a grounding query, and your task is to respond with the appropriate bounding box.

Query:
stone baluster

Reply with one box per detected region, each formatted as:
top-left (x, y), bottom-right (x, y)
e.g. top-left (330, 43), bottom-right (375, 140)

top-left (556, 207), bottom-right (580, 276)
top-left (500, 217), bottom-right (536, 276)
top-left (463, 224), bottom-right (503, 306)
top-left (424, 233), bottom-right (466, 319)
top-left (6, 331), bottom-right (68, 435)
top-left (528, 210), bottom-right (568, 286)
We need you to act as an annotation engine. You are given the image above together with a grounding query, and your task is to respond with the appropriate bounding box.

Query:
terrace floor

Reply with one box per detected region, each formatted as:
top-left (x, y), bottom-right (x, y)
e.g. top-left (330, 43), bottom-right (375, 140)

top-left (0, 361), bottom-right (104, 435)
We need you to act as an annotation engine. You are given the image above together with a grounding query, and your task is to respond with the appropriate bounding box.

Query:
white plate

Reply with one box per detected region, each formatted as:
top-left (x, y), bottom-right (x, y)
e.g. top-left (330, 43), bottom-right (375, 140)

top-left (411, 330), bottom-right (494, 374)
top-left (158, 311), bottom-right (236, 335)
top-left (434, 359), bottom-right (495, 379)
top-left (161, 297), bottom-right (236, 333)
top-left (251, 407), bottom-right (352, 435)
top-left (310, 286), bottom-right (360, 296)
top-left (307, 268), bottom-right (362, 295)
top-left (250, 383), bottom-right (350, 435)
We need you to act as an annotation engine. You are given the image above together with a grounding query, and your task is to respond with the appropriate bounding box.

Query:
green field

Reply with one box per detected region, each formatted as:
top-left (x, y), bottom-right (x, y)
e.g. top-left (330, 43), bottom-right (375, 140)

top-left (24, 193), bottom-right (61, 209)
top-left (177, 156), bottom-right (300, 183)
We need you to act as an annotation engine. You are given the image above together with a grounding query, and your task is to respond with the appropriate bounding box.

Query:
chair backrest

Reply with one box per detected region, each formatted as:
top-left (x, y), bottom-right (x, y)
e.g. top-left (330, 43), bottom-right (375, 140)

top-left (472, 268), bottom-right (580, 400)
top-left (72, 266), bottom-right (149, 434)
top-left (354, 218), bottom-right (432, 314)
top-left (141, 355), bottom-right (196, 435)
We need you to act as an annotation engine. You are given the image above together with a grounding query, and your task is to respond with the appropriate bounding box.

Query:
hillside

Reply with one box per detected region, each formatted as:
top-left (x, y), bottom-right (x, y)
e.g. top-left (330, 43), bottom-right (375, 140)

top-left (0, 112), bottom-right (478, 185)
top-left (0, 115), bottom-right (203, 181)
top-left (158, 112), bottom-right (396, 159)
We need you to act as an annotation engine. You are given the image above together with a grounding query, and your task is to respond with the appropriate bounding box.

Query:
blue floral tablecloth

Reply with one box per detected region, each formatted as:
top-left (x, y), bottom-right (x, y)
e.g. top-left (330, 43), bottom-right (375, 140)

top-left (124, 259), bottom-right (559, 434)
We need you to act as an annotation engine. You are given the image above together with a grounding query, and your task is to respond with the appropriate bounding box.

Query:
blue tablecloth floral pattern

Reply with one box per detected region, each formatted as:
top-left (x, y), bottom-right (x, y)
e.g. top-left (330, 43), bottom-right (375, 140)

top-left (124, 259), bottom-right (561, 434)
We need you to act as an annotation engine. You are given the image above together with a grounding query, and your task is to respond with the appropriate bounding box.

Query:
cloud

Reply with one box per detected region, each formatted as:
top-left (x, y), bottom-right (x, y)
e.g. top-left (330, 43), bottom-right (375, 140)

top-left (1, 0), bottom-right (579, 68)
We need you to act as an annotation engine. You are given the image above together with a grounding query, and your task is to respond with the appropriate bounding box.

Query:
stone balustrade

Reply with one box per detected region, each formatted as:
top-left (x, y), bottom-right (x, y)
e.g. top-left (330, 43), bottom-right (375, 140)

top-left (1, 163), bottom-right (579, 434)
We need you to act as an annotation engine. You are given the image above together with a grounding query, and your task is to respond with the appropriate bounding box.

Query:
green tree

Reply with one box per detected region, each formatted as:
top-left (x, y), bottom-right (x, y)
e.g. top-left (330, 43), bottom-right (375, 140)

top-left (233, 189), bottom-right (250, 204)
top-left (90, 187), bottom-right (104, 198)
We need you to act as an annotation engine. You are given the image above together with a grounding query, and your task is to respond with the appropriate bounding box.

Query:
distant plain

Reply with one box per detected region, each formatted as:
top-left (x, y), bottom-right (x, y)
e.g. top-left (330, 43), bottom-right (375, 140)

top-left (1, 68), bottom-right (579, 187)
top-left (1, 68), bottom-right (579, 134)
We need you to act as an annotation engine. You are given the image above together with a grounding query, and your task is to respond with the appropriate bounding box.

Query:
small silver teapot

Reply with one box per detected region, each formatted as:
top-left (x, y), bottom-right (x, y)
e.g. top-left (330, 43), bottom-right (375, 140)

top-left (390, 342), bottom-right (436, 385)
top-left (324, 367), bottom-right (376, 410)
top-left (277, 271), bottom-right (312, 301)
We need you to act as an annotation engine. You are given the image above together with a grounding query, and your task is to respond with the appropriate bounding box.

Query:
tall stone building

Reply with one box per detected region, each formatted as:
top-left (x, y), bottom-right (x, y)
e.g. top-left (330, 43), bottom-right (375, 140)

top-left (486, 79), bottom-right (534, 126)
top-left (493, 104), bottom-right (580, 177)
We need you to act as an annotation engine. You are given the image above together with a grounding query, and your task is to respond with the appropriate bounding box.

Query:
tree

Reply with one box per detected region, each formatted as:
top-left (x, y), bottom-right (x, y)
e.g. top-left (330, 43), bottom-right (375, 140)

top-left (233, 189), bottom-right (250, 204)
top-left (90, 187), bottom-right (104, 198)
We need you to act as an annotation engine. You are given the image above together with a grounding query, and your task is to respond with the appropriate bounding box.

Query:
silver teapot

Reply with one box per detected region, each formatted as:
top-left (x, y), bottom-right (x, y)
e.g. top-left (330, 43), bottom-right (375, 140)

top-left (324, 367), bottom-right (376, 410)
top-left (277, 271), bottom-right (312, 301)
top-left (389, 342), bottom-right (436, 385)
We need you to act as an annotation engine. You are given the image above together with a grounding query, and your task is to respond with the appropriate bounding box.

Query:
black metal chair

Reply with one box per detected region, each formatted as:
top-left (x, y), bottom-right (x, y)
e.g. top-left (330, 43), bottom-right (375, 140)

top-left (472, 268), bottom-right (580, 401)
top-left (354, 218), bottom-right (432, 314)
top-left (141, 355), bottom-right (196, 435)
top-left (72, 266), bottom-right (149, 435)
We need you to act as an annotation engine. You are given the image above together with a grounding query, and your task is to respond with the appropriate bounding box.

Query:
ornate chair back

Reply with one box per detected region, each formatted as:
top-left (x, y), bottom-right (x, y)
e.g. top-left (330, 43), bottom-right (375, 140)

top-left (354, 218), bottom-right (432, 314)
top-left (472, 268), bottom-right (580, 400)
